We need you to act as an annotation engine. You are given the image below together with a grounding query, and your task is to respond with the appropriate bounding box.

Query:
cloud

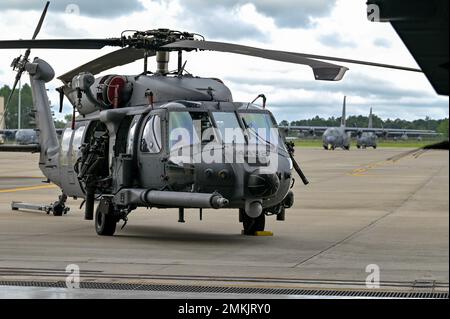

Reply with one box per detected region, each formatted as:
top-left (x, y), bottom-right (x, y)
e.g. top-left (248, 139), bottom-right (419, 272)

top-left (318, 32), bottom-right (357, 48)
top-left (224, 72), bottom-right (434, 99)
top-left (223, 72), bottom-right (449, 120)
top-left (373, 38), bottom-right (391, 48)
top-left (163, 1), bottom-right (266, 41)
top-left (171, 0), bottom-right (337, 29)
top-left (42, 15), bottom-right (89, 38)
top-left (1, 0), bottom-right (144, 18)
top-left (247, 0), bottom-right (338, 28)
top-left (181, 8), bottom-right (265, 41)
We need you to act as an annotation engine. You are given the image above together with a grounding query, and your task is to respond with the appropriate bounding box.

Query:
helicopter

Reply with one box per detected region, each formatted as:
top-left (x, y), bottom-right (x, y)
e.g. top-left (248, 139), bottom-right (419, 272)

top-left (0, 2), bottom-right (424, 236)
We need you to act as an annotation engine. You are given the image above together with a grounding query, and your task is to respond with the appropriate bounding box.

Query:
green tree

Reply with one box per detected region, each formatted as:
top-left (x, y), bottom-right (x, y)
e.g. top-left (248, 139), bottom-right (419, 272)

top-left (54, 120), bottom-right (67, 129)
top-left (0, 84), bottom-right (35, 129)
top-left (437, 119), bottom-right (449, 137)
top-left (64, 114), bottom-right (73, 123)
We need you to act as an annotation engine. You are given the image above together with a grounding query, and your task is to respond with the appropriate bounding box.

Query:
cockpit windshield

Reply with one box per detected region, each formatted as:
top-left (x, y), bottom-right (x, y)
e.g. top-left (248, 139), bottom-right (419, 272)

top-left (239, 112), bottom-right (280, 146)
top-left (212, 112), bottom-right (246, 144)
top-left (168, 110), bottom-right (280, 149)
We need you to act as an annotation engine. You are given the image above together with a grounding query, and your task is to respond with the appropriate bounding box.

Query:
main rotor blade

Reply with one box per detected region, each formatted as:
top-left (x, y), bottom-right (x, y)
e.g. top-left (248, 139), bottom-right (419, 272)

top-left (0, 39), bottom-right (123, 50)
top-left (163, 39), bottom-right (422, 77)
top-left (162, 40), bottom-right (349, 81)
top-left (58, 48), bottom-right (152, 82)
top-left (32, 1), bottom-right (50, 40)
top-left (284, 51), bottom-right (422, 73)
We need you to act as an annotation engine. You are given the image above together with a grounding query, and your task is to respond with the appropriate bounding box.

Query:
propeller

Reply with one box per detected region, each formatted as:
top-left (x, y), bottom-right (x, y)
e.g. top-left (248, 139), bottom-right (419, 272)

top-left (0, 1), bottom-right (50, 127)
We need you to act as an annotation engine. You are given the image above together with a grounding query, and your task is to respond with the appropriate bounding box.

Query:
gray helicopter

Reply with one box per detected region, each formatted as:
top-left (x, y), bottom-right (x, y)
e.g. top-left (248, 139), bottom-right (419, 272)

top-left (0, 2), bottom-right (426, 236)
top-left (285, 97), bottom-right (437, 150)
top-left (0, 128), bottom-right (64, 145)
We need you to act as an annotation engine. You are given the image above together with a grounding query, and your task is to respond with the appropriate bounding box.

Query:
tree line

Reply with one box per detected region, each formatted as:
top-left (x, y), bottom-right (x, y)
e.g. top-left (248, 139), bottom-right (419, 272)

top-left (0, 84), bottom-right (67, 129)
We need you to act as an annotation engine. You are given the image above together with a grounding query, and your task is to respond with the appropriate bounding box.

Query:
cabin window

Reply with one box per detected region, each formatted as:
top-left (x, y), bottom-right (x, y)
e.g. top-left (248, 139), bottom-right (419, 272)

top-left (60, 129), bottom-right (73, 166)
top-left (141, 115), bottom-right (162, 153)
top-left (126, 116), bottom-right (140, 155)
top-left (71, 125), bottom-right (86, 163)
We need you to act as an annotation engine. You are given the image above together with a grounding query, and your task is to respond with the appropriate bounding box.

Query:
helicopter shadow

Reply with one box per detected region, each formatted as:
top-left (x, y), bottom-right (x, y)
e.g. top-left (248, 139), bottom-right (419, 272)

top-left (115, 224), bottom-right (247, 244)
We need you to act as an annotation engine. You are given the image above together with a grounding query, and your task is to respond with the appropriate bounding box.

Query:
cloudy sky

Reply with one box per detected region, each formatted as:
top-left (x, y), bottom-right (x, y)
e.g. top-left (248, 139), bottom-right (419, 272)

top-left (0, 0), bottom-right (448, 122)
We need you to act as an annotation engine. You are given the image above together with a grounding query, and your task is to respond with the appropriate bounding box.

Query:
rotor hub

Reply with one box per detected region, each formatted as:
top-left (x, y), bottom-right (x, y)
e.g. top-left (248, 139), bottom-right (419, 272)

top-left (121, 28), bottom-right (203, 51)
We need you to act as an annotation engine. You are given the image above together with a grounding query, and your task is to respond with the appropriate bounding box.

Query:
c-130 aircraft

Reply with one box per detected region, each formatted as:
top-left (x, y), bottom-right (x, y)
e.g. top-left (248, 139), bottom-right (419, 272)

top-left (284, 96), bottom-right (437, 150)
top-left (0, 2), bottom-right (427, 236)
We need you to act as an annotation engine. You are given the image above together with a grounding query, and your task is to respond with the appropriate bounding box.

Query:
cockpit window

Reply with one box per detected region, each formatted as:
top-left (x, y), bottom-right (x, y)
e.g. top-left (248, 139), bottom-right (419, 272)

top-left (141, 115), bottom-right (162, 153)
top-left (240, 112), bottom-right (280, 146)
top-left (212, 112), bottom-right (246, 144)
top-left (169, 111), bottom-right (216, 150)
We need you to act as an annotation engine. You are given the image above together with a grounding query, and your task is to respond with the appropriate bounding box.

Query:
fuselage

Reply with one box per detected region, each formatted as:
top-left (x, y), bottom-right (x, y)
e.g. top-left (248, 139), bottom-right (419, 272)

top-left (51, 74), bottom-right (293, 212)
top-left (357, 132), bottom-right (378, 148)
top-left (322, 126), bottom-right (350, 150)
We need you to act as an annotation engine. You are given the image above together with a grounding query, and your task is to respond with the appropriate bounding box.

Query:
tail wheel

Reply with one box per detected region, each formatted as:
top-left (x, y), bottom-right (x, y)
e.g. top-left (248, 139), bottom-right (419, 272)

top-left (242, 212), bottom-right (265, 235)
top-left (95, 198), bottom-right (117, 236)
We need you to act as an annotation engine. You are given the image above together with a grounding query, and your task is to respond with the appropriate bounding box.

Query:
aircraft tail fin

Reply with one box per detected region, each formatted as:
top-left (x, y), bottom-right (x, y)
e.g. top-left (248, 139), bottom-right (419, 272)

top-left (368, 107), bottom-right (373, 128)
top-left (341, 96), bottom-right (346, 127)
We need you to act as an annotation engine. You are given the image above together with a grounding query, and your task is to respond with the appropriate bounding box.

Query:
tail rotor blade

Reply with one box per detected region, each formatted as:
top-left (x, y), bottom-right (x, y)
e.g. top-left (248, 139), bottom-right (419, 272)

top-left (0, 1), bottom-right (50, 128)
top-left (32, 1), bottom-right (50, 40)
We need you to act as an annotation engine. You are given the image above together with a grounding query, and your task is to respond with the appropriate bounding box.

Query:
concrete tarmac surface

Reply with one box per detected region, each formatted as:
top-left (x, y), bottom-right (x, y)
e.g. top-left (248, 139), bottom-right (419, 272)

top-left (0, 148), bottom-right (448, 298)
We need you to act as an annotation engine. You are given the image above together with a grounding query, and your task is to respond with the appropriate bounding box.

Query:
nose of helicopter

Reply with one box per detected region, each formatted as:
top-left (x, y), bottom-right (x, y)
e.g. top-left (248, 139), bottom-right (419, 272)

top-left (247, 171), bottom-right (280, 197)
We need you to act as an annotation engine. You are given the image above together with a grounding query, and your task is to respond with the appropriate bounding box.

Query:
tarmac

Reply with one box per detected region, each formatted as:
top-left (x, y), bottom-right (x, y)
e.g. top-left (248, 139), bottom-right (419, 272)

top-left (0, 147), bottom-right (448, 298)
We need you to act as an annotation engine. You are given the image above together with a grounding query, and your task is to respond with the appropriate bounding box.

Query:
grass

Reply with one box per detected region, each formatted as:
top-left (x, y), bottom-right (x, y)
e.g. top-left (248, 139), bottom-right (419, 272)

top-left (292, 139), bottom-right (446, 149)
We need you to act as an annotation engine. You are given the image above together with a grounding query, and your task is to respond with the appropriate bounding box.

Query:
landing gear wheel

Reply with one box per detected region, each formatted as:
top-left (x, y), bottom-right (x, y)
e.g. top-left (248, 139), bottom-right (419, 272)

top-left (52, 204), bottom-right (64, 216)
top-left (51, 193), bottom-right (68, 216)
top-left (95, 199), bottom-right (117, 236)
top-left (242, 212), bottom-right (265, 235)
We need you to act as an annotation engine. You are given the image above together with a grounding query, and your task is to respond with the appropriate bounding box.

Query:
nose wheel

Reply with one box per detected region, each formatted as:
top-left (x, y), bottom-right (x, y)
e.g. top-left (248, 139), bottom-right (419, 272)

top-left (95, 198), bottom-right (118, 236)
top-left (239, 209), bottom-right (266, 235)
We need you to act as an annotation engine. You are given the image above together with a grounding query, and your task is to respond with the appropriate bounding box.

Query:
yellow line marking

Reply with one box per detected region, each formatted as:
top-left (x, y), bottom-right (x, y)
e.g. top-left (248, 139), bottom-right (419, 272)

top-left (0, 184), bottom-right (57, 193)
top-left (348, 160), bottom-right (393, 177)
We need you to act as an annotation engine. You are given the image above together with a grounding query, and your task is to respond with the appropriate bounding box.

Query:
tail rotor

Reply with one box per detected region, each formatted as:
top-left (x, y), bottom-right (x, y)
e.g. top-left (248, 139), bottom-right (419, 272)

top-left (0, 1), bottom-right (50, 128)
